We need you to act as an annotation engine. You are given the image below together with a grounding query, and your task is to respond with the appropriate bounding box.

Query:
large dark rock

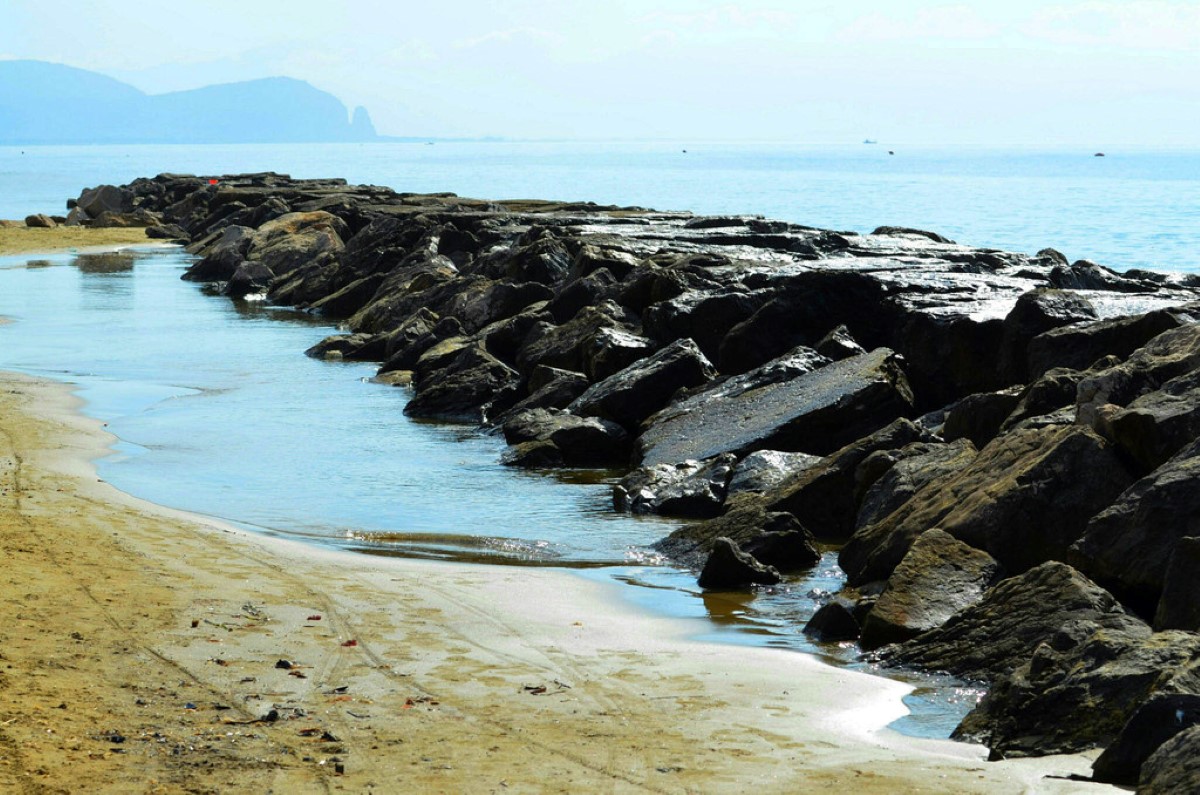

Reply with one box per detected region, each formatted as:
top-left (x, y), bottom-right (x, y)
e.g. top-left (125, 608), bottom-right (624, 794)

top-left (1092, 693), bottom-right (1200, 785)
top-left (245, 211), bottom-right (346, 279)
top-left (1071, 437), bottom-right (1200, 618)
top-left (860, 529), bottom-right (1003, 650)
top-left (762, 419), bottom-right (934, 542)
top-left (697, 537), bottom-right (781, 590)
top-left (656, 505), bottom-right (816, 570)
top-left (840, 426), bottom-right (1133, 586)
top-left (516, 301), bottom-right (636, 374)
top-left (997, 288), bottom-right (1098, 384)
top-left (304, 332), bottom-right (386, 361)
top-left (499, 409), bottom-right (631, 468)
top-left (954, 627), bottom-right (1200, 759)
top-left (999, 366), bottom-right (1091, 432)
top-left (1138, 725), bottom-right (1200, 794)
top-left (803, 601), bottom-right (861, 642)
top-left (853, 440), bottom-right (978, 532)
top-left (494, 366), bottom-right (589, 421)
top-left (878, 562), bottom-right (1147, 682)
top-left (569, 337), bottom-right (716, 430)
top-left (1027, 306), bottom-right (1199, 380)
top-left (612, 455), bottom-right (736, 518)
top-left (224, 260), bottom-right (274, 299)
top-left (184, 225), bottom-right (254, 281)
top-left (941, 388), bottom-right (1022, 449)
top-left (1108, 366), bottom-right (1200, 472)
top-left (637, 348), bottom-right (914, 467)
top-left (726, 450), bottom-right (822, 498)
top-left (1155, 537), bottom-right (1200, 631)
top-left (76, 184), bottom-right (131, 217)
top-left (1076, 324), bottom-right (1200, 431)
top-left (404, 342), bottom-right (520, 423)
top-left (581, 326), bottom-right (656, 382)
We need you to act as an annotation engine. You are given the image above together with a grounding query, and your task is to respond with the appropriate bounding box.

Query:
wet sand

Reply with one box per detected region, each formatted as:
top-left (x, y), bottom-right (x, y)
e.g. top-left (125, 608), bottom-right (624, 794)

top-left (0, 225), bottom-right (154, 256)
top-left (0, 369), bottom-right (1120, 793)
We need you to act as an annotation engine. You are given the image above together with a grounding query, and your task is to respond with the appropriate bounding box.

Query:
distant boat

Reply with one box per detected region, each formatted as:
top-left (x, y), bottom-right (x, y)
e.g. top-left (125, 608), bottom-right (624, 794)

top-left (863, 139), bottom-right (878, 144)
top-left (1094, 152), bottom-right (1106, 157)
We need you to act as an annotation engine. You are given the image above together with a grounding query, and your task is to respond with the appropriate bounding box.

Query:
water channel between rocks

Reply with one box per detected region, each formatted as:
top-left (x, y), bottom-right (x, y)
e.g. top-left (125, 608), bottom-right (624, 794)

top-left (0, 245), bottom-right (984, 738)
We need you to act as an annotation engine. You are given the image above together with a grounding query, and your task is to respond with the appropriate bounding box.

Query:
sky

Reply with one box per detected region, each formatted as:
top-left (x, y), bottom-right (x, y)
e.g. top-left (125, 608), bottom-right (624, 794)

top-left (2, 0), bottom-right (1198, 144)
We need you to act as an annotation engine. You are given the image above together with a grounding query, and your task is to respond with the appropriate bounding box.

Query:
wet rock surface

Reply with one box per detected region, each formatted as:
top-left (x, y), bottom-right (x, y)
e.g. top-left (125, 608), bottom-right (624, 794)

top-left (80, 172), bottom-right (1200, 764)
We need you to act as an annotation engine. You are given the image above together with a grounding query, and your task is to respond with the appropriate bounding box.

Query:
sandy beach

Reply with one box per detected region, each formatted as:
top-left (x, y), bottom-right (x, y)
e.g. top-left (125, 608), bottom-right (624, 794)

top-left (0, 239), bottom-right (1115, 794)
top-left (0, 225), bottom-right (153, 257)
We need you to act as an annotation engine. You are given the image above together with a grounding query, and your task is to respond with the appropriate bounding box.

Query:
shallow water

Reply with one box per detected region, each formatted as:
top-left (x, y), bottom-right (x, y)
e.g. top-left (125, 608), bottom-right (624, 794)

top-left (0, 245), bottom-right (981, 736)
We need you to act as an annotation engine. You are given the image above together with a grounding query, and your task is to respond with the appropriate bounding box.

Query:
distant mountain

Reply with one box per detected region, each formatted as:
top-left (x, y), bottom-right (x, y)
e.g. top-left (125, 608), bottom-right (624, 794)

top-left (0, 60), bottom-right (378, 144)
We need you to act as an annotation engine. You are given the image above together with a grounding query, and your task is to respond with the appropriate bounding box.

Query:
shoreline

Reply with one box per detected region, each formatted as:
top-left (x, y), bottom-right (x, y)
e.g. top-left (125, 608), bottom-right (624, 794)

top-left (0, 369), bottom-right (1114, 792)
top-left (0, 225), bottom-right (158, 257)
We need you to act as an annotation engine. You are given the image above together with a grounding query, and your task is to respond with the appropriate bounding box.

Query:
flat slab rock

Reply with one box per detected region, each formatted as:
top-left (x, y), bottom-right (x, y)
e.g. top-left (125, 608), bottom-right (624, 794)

top-left (636, 348), bottom-right (914, 467)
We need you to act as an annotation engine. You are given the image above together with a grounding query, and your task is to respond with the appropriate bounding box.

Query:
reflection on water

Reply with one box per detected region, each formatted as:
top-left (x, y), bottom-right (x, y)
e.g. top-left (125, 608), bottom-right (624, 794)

top-left (0, 245), bottom-right (982, 740)
top-left (74, 251), bottom-right (137, 273)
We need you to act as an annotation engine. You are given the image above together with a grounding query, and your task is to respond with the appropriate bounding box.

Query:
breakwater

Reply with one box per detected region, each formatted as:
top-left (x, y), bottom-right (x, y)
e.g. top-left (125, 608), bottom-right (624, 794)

top-left (65, 172), bottom-right (1200, 787)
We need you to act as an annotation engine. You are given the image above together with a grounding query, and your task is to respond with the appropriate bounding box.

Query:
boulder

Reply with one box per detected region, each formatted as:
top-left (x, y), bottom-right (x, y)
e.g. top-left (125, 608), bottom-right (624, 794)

top-left (1092, 693), bottom-right (1200, 785)
top-left (403, 342), bottom-right (520, 423)
top-left (814, 324), bottom-right (866, 361)
top-left (840, 426), bottom-right (1133, 586)
top-left (741, 529), bottom-right (822, 573)
top-left (853, 440), bottom-right (978, 532)
top-left (726, 450), bottom-right (822, 498)
top-left (1155, 537), bottom-right (1200, 631)
top-left (64, 206), bottom-right (90, 226)
top-left (495, 366), bottom-right (589, 421)
top-left (1138, 725), bottom-right (1200, 794)
top-left (999, 367), bottom-right (1090, 432)
top-left (245, 211), bottom-right (346, 279)
top-left (499, 409), bottom-right (631, 468)
top-left (304, 333), bottom-right (386, 362)
top-left (655, 505), bottom-right (815, 570)
top-left (581, 326), bottom-right (656, 382)
top-left (859, 529), bottom-right (1003, 650)
top-left (546, 268), bottom-right (619, 323)
top-left (1028, 306), bottom-right (1199, 380)
top-left (516, 301), bottom-right (635, 374)
top-left (1070, 437), bottom-right (1200, 617)
top-left (569, 337), bottom-right (717, 430)
top-left (90, 209), bottom-right (161, 228)
top-left (941, 388), bottom-right (1022, 449)
top-left (1108, 366), bottom-right (1200, 472)
top-left (803, 601), bottom-right (862, 642)
top-left (24, 213), bottom-right (55, 228)
top-left (878, 562), bottom-right (1147, 681)
top-left (1049, 260), bottom-right (1157, 293)
top-left (379, 310), bottom-right (451, 372)
top-left (697, 538), bottom-right (781, 590)
top-left (183, 225), bottom-right (254, 282)
top-left (997, 288), bottom-right (1097, 384)
top-left (145, 222), bottom-right (188, 240)
top-left (954, 627), bottom-right (1200, 759)
top-left (224, 260), bottom-right (275, 299)
top-left (76, 184), bottom-right (130, 217)
top-left (763, 419), bottom-right (935, 542)
top-left (637, 348), bottom-right (913, 467)
top-left (1076, 324), bottom-right (1200, 432)
top-left (613, 455), bottom-right (736, 518)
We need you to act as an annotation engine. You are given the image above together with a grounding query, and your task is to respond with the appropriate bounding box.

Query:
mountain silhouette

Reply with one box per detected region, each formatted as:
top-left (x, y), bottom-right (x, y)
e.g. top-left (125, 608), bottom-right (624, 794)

top-left (0, 60), bottom-right (378, 144)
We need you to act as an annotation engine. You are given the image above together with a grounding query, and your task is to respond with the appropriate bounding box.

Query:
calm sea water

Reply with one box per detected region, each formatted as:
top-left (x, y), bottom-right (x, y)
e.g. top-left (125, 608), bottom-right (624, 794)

top-left (4, 141), bottom-right (1194, 738)
top-left (2, 142), bottom-right (1198, 273)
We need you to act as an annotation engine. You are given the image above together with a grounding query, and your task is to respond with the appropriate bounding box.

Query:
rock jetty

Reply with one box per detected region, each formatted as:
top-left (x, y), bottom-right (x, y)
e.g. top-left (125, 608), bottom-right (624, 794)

top-left (71, 172), bottom-right (1200, 784)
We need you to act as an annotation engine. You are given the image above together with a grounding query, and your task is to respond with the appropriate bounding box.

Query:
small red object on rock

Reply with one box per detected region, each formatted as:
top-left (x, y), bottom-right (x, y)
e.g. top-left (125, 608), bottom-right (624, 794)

top-left (341, 639), bottom-right (357, 647)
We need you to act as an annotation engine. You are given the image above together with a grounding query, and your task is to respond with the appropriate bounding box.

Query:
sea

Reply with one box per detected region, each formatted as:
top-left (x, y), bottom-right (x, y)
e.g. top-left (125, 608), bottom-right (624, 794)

top-left (1, 141), bottom-right (1198, 738)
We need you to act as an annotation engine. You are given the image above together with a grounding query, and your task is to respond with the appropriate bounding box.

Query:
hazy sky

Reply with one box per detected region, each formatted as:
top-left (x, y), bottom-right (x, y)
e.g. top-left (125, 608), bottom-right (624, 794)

top-left (2, 1), bottom-right (1198, 144)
